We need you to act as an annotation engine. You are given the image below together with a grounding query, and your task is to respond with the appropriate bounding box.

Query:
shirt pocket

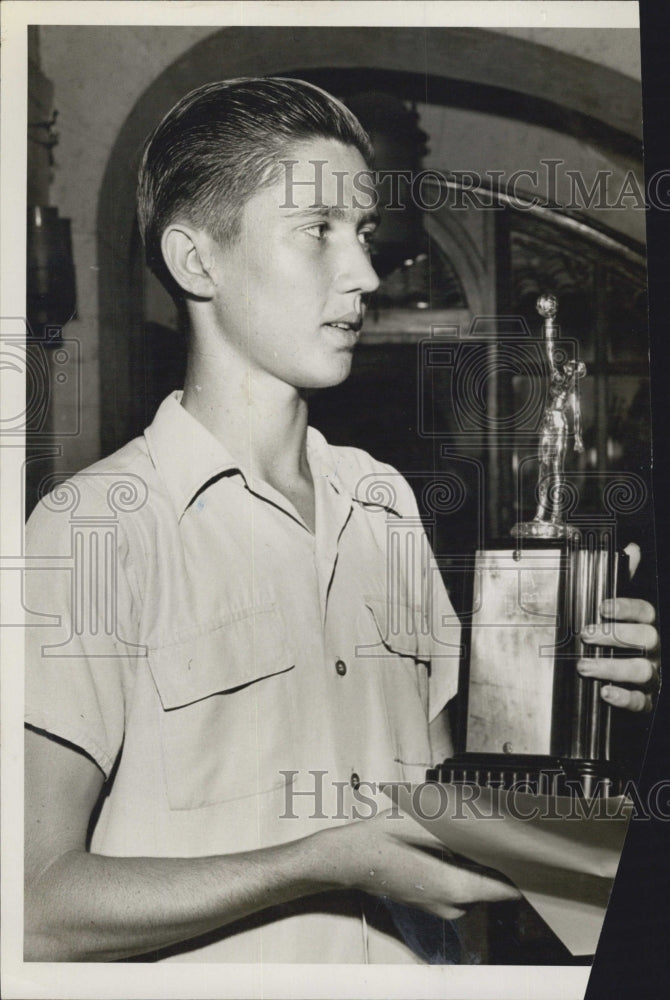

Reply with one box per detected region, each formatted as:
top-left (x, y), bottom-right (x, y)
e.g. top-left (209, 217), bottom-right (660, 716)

top-left (147, 604), bottom-right (298, 810)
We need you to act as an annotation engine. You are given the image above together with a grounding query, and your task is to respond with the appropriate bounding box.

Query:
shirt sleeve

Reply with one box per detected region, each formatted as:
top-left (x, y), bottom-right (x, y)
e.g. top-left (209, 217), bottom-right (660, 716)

top-left (349, 455), bottom-right (462, 723)
top-left (24, 480), bottom-right (140, 777)
top-left (392, 472), bottom-right (462, 722)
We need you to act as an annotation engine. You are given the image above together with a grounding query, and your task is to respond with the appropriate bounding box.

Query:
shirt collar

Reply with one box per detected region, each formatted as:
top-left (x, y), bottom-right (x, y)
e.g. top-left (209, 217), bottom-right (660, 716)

top-left (144, 392), bottom-right (242, 520)
top-left (305, 425), bottom-right (346, 495)
top-left (306, 425), bottom-right (404, 517)
top-left (144, 391), bottom-right (402, 521)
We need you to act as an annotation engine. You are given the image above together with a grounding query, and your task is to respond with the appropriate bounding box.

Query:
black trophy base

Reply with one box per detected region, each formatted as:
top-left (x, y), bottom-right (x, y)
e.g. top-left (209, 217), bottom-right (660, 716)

top-left (428, 752), bottom-right (629, 799)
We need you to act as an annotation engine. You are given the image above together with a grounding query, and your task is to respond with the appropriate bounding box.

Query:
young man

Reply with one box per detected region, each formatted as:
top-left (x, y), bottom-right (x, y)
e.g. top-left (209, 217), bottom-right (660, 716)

top-left (24, 78), bottom-right (659, 965)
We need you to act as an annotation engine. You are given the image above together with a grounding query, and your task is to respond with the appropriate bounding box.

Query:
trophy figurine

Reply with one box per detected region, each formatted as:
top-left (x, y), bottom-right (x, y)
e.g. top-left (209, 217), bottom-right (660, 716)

top-left (431, 295), bottom-right (627, 798)
top-left (513, 294), bottom-right (586, 539)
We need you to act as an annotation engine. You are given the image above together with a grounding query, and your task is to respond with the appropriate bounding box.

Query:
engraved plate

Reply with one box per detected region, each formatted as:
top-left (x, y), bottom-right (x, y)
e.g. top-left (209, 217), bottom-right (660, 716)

top-left (466, 549), bottom-right (562, 755)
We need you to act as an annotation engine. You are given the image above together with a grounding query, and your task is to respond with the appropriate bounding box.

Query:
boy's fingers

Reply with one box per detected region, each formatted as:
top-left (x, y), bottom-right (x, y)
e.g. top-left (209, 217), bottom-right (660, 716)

top-left (443, 864), bottom-right (521, 905)
top-left (577, 656), bottom-right (657, 686)
top-left (600, 598), bottom-right (656, 624)
top-left (601, 684), bottom-right (653, 713)
top-left (581, 621), bottom-right (658, 653)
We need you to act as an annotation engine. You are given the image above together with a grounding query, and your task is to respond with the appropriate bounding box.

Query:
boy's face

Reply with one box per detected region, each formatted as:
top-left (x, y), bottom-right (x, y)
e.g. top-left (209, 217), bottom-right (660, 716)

top-left (204, 137), bottom-right (380, 390)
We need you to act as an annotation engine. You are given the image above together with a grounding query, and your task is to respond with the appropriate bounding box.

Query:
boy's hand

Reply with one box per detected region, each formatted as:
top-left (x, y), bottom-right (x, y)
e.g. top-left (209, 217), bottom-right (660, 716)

top-left (579, 596), bottom-right (660, 713)
top-left (312, 809), bottom-right (520, 920)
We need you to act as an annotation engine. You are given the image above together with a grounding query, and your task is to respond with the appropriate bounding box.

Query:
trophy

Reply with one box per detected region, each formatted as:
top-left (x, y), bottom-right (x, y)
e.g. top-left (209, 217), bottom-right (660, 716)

top-left (431, 295), bottom-right (628, 798)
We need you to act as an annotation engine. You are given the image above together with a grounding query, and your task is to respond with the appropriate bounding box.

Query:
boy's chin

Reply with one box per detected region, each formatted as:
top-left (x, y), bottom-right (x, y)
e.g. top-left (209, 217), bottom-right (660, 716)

top-left (306, 374), bottom-right (353, 394)
top-left (298, 360), bottom-right (354, 393)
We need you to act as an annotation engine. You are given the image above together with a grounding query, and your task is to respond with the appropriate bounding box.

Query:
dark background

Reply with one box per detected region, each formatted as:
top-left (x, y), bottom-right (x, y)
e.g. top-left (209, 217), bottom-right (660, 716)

top-left (586, 4), bottom-right (670, 998)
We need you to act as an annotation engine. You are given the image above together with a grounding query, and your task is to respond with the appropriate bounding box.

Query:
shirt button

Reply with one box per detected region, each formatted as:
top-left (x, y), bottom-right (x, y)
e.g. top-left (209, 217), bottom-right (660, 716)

top-left (335, 659), bottom-right (347, 676)
top-left (350, 772), bottom-right (361, 790)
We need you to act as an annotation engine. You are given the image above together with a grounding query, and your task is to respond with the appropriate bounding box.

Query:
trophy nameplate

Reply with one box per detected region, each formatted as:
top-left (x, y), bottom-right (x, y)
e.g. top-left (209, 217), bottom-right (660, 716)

top-left (466, 547), bottom-right (563, 757)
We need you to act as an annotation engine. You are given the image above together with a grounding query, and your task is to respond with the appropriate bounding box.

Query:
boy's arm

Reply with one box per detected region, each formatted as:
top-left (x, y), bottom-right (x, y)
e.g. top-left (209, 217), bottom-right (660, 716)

top-left (25, 727), bottom-right (519, 962)
top-left (24, 726), bottom-right (326, 961)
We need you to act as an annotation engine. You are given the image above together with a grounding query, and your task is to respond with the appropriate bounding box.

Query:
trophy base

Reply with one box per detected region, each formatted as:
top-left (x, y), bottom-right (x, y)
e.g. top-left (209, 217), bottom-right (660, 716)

top-left (427, 752), bottom-right (628, 799)
top-left (511, 520), bottom-right (581, 541)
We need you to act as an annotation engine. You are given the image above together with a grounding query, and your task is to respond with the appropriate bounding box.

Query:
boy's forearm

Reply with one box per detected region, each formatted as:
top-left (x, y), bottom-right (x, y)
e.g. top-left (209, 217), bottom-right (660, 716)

top-left (25, 834), bottom-right (334, 962)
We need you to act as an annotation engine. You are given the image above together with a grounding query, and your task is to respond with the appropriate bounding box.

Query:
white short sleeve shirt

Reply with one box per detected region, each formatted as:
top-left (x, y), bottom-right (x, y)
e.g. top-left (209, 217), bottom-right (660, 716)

top-left (25, 391), bottom-right (461, 963)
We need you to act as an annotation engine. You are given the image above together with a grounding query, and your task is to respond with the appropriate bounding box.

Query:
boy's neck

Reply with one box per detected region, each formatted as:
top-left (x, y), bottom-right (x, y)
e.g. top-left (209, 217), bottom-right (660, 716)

top-left (180, 348), bottom-right (315, 528)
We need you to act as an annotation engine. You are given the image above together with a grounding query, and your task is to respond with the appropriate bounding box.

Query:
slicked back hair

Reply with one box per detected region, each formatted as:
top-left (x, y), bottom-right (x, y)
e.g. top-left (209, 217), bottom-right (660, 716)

top-left (137, 76), bottom-right (374, 294)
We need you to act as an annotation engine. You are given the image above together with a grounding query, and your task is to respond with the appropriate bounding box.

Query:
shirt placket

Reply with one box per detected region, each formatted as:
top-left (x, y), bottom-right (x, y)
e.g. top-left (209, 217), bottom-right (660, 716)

top-left (313, 474), bottom-right (373, 808)
top-left (312, 475), bottom-right (353, 626)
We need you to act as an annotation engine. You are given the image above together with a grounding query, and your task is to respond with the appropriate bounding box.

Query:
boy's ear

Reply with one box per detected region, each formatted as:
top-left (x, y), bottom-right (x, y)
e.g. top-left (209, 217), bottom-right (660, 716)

top-left (161, 224), bottom-right (219, 298)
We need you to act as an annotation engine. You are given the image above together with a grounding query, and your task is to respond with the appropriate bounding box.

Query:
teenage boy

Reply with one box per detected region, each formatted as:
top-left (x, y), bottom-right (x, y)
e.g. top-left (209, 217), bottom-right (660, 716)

top-left (24, 78), bottom-right (659, 964)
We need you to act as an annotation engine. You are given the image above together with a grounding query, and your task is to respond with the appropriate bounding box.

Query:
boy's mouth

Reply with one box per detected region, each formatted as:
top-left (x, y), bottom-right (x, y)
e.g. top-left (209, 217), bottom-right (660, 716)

top-left (323, 312), bottom-right (363, 334)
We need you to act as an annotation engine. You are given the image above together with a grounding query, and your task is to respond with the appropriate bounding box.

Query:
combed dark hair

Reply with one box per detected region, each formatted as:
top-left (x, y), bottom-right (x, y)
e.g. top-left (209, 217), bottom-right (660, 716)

top-left (137, 76), bottom-right (373, 292)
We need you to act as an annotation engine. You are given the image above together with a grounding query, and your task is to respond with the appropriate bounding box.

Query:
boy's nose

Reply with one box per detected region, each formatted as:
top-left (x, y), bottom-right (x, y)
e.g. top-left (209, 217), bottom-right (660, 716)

top-left (337, 242), bottom-right (380, 296)
top-left (358, 251), bottom-right (381, 295)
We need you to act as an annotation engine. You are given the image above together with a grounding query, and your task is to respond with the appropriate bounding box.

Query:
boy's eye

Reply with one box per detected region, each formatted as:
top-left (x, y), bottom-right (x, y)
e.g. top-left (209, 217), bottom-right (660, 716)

top-left (304, 223), bottom-right (328, 240)
top-left (358, 228), bottom-right (377, 252)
